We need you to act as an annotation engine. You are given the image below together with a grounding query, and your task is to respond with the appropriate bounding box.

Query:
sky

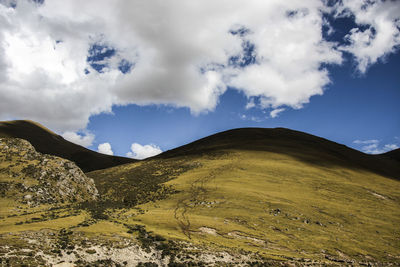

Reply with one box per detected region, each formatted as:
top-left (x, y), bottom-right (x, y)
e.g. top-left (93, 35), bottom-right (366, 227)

top-left (0, 0), bottom-right (399, 159)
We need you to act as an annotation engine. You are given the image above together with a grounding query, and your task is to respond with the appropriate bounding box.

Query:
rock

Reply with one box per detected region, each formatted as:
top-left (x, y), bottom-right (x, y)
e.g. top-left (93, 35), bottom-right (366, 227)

top-left (0, 137), bottom-right (98, 206)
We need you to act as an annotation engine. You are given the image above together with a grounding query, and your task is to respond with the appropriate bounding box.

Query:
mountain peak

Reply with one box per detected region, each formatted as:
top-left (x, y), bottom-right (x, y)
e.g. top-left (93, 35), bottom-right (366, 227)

top-left (157, 127), bottom-right (400, 180)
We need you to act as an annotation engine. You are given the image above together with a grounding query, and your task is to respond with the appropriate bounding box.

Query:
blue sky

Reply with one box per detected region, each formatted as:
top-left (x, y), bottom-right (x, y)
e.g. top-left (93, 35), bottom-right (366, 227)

top-left (87, 49), bottom-right (400, 156)
top-left (0, 0), bottom-right (399, 158)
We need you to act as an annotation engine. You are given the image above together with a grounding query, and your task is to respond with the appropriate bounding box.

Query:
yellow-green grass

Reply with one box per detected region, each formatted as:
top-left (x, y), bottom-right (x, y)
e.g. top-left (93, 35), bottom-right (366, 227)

top-left (0, 211), bottom-right (86, 234)
top-left (115, 150), bottom-right (400, 262)
top-left (0, 198), bottom-right (56, 218)
top-left (75, 220), bottom-right (131, 238)
top-left (2, 126), bottom-right (399, 264)
top-left (0, 201), bottom-right (130, 242)
top-left (0, 157), bottom-right (40, 188)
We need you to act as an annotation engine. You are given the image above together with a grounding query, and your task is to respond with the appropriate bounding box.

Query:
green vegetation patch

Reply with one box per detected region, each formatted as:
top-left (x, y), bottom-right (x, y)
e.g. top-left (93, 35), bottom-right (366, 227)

top-left (87, 157), bottom-right (199, 208)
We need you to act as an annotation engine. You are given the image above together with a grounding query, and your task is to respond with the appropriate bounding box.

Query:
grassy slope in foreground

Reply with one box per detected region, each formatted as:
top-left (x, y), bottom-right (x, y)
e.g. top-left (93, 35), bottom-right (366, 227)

top-left (88, 128), bottom-right (400, 264)
top-left (0, 120), bottom-right (135, 172)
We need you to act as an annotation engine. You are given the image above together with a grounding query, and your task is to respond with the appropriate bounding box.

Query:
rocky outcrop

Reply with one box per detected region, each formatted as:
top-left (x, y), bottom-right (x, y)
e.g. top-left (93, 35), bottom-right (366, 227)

top-left (0, 138), bottom-right (98, 206)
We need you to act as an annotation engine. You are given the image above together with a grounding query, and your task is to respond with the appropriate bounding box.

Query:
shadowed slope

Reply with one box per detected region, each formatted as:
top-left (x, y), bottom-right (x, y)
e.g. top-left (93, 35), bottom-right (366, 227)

top-left (382, 148), bottom-right (400, 162)
top-left (0, 120), bottom-right (135, 172)
top-left (156, 128), bottom-right (400, 180)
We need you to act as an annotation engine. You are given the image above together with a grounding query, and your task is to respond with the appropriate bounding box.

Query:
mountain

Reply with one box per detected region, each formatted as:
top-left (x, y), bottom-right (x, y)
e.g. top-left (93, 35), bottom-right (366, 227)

top-left (0, 120), bottom-right (135, 172)
top-left (382, 148), bottom-right (400, 162)
top-left (85, 128), bottom-right (400, 265)
top-left (157, 127), bottom-right (400, 180)
top-left (1, 127), bottom-right (399, 265)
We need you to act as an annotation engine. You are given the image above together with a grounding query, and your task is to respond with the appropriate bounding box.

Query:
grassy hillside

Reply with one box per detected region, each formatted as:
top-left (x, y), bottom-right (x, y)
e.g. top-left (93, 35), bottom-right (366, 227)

top-left (0, 120), bottom-right (135, 172)
top-left (1, 127), bottom-right (399, 265)
top-left (85, 128), bottom-right (400, 264)
top-left (157, 128), bottom-right (400, 180)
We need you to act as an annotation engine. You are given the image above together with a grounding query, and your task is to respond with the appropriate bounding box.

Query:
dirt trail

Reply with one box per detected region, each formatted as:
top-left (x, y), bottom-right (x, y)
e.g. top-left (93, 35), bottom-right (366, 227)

top-left (174, 162), bottom-right (236, 238)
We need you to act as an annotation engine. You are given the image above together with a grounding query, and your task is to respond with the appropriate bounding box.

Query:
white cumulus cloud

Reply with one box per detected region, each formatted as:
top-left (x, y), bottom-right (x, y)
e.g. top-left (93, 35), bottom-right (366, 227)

top-left (0, 0), bottom-right (398, 131)
top-left (270, 108), bottom-right (285, 118)
top-left (62, 131), bottom-right (95, 147)
top-left (384, 144), bottom-right (399, 151)
top-left (126, 143), bottom-right (162, 160)
top-left (245, 98), bottom-right (256, 109)
top-left (97, 142), bottom-right (113, 155)
top-left (353, 139), bottom-right (398, 154)
top-left (336, 0), bottom-right (400, 73)
top-left (353, 139), bottom-right (379, 145)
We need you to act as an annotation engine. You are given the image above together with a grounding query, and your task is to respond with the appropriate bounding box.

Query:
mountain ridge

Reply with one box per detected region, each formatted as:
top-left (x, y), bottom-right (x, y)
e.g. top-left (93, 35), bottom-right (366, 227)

top-left (0, 120), bottom-right (135, 172)
top-left (382, 148), bottom-right (400, 161)
top-left (155, 127), bottom-right (400, 180)
top-left (2, 120), bottom-right (398, 179)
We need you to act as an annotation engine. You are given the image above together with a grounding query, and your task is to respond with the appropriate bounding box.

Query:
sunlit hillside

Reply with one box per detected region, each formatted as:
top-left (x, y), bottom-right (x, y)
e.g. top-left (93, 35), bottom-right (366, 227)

top-left (87, 128), bottom-right (400, 264)
top-left (1, 127), bottom-right (399, 265)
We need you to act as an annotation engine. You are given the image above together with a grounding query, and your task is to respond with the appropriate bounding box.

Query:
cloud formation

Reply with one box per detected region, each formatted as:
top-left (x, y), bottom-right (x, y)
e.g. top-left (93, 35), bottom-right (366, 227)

top-left (270, 108), bottom-right (285, 118)
top-left (353, 139), bottom-right (399, 154)
top-left (126, 143), bottom-right (162, 160)
top-left (97, 142), bottom-right (113, 155)
top-left (336, 0), bottom-right (400, 73)
top-left (62, 131), bottom-right (95, 147)
top-left (0, 0), bottom-right (399, 131)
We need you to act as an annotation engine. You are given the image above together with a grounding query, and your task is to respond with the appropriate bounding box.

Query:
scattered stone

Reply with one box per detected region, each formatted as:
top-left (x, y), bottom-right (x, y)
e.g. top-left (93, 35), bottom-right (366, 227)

top-left (0, 138), bottom-right (98, 206)
top-left (198, 227), bottom-right (217, 235)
